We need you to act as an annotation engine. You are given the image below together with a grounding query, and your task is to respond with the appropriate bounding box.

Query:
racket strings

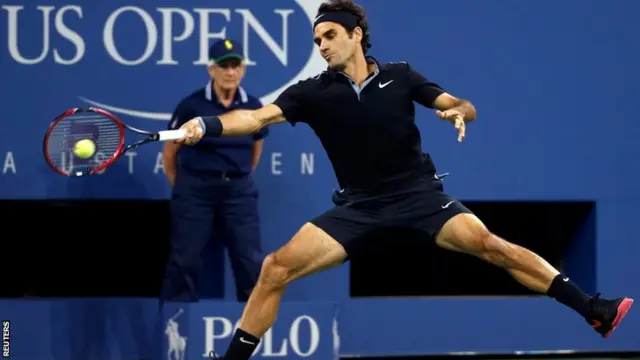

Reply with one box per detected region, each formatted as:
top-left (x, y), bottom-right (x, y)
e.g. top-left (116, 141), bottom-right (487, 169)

top-left (46, 112), bottom-right (122, 174)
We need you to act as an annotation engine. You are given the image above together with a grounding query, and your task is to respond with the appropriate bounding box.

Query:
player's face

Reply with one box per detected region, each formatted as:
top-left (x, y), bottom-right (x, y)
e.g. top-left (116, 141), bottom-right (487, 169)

top-left (313, 22), bottom-right (361, 69)
top-left (207, 59), bottom-right (246, 91)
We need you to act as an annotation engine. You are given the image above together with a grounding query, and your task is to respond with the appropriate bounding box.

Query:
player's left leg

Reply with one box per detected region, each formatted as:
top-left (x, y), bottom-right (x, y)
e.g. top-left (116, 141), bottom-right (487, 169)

top-left (435, 211), bottom-right (633, 338)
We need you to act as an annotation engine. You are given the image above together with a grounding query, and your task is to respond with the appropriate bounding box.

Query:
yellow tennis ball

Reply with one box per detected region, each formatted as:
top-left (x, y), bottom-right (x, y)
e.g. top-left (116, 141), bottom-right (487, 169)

top-left (73, 139), bottom-right (96, 159)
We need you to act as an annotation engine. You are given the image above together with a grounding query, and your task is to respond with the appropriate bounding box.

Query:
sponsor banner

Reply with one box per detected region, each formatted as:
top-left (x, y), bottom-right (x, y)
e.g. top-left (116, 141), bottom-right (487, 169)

top-left (0, 299), bottom-right (339, 360)
top-left (177, 301), bottom-right (340, 360)
top-left (2, 298), bottom-right (640, 358)
top-left (1, 0), bottom-right (640, 202)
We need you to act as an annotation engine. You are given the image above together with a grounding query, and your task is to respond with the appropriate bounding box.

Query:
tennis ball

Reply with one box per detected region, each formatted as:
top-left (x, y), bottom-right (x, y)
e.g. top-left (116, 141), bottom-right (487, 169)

top-left (73, 139), bottom-right (96, 159)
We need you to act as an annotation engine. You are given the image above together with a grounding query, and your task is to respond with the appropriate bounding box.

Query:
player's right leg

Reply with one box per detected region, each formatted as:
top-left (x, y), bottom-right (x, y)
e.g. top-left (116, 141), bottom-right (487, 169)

top-left (403, 172), bottom-right (633, 338)
top-left (222, 222), bottom-right (348, 360)
top-left (435, 212), bottom-right (634, 338)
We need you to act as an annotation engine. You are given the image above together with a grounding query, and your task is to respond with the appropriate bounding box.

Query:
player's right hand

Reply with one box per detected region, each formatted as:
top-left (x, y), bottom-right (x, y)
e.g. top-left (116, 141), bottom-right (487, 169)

top-left (176, 117), bottom-right (204, 145)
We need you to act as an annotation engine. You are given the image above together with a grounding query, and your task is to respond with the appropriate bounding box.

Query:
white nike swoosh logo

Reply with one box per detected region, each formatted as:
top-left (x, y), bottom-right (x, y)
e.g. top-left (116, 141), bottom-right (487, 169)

top-left (314, 14), bottom-right (325, 22)
top-left (239, 337), bottom-right (256, 345)
top-left (78, 96), bottom-right (172, 121)
top-left (379, 80), bottom-right (394, 88)
top-left (441, 201), bottom-right (455, 209)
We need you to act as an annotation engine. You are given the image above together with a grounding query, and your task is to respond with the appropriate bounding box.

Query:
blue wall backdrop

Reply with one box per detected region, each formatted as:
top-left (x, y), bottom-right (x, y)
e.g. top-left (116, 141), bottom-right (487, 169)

top-left (1, 0), bottom-right (639, 358)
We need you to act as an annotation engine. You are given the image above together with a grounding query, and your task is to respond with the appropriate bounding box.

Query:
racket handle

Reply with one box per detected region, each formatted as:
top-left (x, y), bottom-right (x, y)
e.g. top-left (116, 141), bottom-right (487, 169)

top-left (157, 129), bottom-right (186, 141)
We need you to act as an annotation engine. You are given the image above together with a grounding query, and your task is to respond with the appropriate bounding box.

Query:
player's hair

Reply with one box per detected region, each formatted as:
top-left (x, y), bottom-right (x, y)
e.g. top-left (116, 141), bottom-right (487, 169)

top-left (318, 0), bottom-right (371, 54)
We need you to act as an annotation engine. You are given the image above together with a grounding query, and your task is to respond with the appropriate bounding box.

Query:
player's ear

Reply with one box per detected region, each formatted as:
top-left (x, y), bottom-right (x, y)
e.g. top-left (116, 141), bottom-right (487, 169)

top-left (352, 26), bottom-right (363, 43)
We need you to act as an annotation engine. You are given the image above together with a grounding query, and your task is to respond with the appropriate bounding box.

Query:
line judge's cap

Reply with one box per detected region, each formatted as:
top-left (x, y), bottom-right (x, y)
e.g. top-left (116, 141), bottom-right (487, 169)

top-left (208, 39), bottom-right (244, 64)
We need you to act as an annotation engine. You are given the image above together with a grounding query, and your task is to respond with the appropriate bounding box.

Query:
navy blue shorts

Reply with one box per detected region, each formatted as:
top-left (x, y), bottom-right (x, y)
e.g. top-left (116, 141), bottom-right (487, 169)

top-left (310, 173), bottom-right (472, 260)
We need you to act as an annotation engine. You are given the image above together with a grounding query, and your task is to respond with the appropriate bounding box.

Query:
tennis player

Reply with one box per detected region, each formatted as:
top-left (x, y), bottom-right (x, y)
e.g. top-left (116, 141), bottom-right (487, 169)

top-left (177, 1), bottom-right (633, 358)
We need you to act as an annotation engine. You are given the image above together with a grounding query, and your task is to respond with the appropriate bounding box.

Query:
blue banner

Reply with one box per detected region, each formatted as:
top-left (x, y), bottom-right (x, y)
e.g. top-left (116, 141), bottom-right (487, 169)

top-left (160, 301), bottom-right (339, 360)
top-left (0, 0), bottom-right (330, 199)
top-left (2, 0), bottom-right (639, 201)
top-left (0, 299), bottom-right (339, 360)
top-left (2, 298), bottom-right (639, 358)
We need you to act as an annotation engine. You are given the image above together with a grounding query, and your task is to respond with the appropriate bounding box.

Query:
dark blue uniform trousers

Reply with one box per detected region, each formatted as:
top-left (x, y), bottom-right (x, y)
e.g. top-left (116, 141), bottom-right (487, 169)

top-left (161, 169), bottom-right (264, 302)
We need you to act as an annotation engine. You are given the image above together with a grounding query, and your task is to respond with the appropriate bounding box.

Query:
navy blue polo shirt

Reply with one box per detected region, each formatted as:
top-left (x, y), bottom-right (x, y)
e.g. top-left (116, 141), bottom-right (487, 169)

top-left (169, 81), bottom-right (268, 174)
top-left (272, 57), bottom-right (445, 191)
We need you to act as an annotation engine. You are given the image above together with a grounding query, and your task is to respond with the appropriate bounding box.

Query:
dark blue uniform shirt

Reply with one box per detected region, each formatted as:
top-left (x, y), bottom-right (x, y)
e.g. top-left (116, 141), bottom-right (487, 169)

top-left (170, 82), bottom-right (268, 174)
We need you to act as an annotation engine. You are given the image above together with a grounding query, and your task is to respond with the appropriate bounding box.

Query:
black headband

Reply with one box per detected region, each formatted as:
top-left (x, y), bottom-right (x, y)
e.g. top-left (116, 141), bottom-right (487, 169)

top-left (313, 11), bottom-right (359, 31)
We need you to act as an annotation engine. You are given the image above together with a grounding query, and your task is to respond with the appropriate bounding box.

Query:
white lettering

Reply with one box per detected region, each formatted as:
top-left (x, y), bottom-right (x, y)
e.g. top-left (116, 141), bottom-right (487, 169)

top-left (289, 315), bottom-right (320, 357)
top-left (59, 152), bottom-right (74, 174)
top-left (271, 152), bottom-right (282, 175)
top-left (53, 5), bottom-right (85, 65)
top-left (193, 8), bottom-right (230, 65)
top-left (203, 316), bottom-right (320, 357)
top-left (4, 6), bottom-right (297, 67)
top-left (202, 317), bottom-right (234, 357)
top-left (260, 326), bottom-right (287, 356)
top-left (5, 5), bottom-right (54, 64)
top-left (154, 152), bottom-right (165, 174)
top-left (301, 153), bottom-right (314, 175)
top-left (235, 9), bottom-right (294, 66)
top-left (2, 152), bottom-right (16, 174)
top-left (2, 320), bottom-right (9, 358)
top-left (93, 152), bottom-right (108, 174)
top-left (125, 151), bottom-right (137, 174)
top-left (157, 8), bottom-right (194, 65)
top-left (104, 6), bottom-right (158, 66)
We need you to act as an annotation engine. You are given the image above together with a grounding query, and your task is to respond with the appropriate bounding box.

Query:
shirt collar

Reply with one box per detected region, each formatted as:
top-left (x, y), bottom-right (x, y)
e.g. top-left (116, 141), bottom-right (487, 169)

top-left (327, 56), bottom-right (380, 80)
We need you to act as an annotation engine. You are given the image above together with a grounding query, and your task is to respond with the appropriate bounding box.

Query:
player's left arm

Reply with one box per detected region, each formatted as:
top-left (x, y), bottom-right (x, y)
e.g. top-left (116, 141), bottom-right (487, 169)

top-left (431, 93), bottom-right (477, 123)
top-left (406, 62), bottom-right (477, 121)
top-left (406, 62), bottom-right (476, 141)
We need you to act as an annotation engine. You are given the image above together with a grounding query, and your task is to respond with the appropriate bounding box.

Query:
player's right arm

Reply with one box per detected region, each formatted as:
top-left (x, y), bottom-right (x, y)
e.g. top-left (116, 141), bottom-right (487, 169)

top-left (217, 104), bottom-right (286, 136)
top-left (175, 105), bottom-right (284, 145)
top-left (178, 78), bottom-right (313, 145)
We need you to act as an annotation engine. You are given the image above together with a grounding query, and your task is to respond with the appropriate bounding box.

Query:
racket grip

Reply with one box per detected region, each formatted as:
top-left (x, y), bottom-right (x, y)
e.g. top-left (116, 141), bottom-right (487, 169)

top-left (157, 129), bottom-right (186, 141)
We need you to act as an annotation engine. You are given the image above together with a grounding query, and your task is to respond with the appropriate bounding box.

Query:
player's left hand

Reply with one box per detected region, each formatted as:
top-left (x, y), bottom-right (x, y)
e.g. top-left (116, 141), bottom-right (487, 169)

top-left (436, 110), bottom-right (466, 142)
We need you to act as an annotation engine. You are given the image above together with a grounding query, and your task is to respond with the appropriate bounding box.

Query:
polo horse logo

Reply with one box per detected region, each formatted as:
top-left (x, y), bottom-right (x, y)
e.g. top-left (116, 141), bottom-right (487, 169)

top-left (165, 308), bottom-right (187, 360)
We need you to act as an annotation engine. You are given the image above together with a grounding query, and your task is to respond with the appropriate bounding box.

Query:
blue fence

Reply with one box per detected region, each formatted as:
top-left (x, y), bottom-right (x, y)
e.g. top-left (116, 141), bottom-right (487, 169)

top-left (1, 298), bottom-right (639, 359)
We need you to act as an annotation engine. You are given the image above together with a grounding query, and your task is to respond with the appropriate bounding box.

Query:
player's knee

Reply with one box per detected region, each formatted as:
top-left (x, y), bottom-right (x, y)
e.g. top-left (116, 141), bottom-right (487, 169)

top-left (257, 253), bottom-right (290, 290)
top-left (476, 231), bottom-right (518, 267)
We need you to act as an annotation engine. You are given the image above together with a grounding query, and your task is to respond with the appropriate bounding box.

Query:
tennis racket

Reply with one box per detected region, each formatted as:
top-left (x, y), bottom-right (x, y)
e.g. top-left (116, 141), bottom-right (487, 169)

top-left (43, 106), bottom-right (185, 176)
